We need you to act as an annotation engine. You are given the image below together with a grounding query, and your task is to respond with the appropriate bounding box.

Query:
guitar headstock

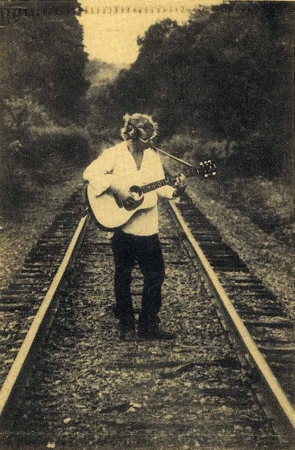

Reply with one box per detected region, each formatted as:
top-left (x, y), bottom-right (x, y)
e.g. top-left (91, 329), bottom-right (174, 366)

top-left (166, 160), bottom-right (217, 186)
top-left (198, 160), bottom-right (217, 178)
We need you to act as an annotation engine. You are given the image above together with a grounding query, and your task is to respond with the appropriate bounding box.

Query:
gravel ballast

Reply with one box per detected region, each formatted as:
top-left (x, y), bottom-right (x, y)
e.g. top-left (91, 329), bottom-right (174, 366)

top-left (0, 170), bottom-right (293, 324)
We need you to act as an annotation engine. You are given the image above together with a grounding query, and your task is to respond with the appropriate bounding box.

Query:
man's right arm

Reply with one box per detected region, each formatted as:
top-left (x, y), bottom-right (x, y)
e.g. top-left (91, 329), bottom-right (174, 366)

top-left (83, 149), bottom-right (115, 196)
top-left (83, 146), bottom-right (136, 203)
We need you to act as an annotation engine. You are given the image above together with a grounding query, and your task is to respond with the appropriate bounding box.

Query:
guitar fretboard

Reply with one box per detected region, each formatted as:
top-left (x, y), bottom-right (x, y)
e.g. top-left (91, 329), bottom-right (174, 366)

top-left (139, 160), bottom-right (214, 194)
top-left (141, 179), bottom-right (169, 193)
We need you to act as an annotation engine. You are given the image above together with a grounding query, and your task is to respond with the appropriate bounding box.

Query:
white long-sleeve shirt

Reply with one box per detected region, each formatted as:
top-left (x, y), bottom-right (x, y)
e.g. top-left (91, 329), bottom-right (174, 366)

top-left (83, 141), bottom-right (175, 236)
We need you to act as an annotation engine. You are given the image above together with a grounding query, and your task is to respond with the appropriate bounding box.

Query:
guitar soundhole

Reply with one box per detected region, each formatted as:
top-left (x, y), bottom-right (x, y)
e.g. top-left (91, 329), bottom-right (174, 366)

top-left (129, 185), bottom-right (143, 201)
top-left (123, 185), bottom-right (144, 211)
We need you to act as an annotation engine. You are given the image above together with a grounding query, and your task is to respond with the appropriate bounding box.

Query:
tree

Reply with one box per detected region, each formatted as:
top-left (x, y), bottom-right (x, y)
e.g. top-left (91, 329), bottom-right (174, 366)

top-left (0, 11), bottom-right (89, 125)
top-left (106, 2), bottom-right (293, 176)
top-left (0, 4), bottom-right (91, 207)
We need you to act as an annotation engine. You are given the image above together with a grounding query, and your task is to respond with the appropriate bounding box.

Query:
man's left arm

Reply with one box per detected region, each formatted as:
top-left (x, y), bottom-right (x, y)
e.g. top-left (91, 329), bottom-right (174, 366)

top-left (155, 153), bottom-right (187, 199)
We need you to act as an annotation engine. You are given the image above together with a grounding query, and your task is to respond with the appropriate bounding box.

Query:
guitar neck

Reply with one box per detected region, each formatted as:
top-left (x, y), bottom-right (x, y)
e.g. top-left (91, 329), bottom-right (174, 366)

top-left (141, 171), bottom-right (194, 194)
top-left (141, 178), bottom-right (169, 194)
top-left (140, 161), bottom-right (215, 194)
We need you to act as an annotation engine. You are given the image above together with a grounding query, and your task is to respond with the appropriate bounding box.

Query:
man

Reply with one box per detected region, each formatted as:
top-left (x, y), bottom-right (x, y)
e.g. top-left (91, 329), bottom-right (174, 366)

top-left (83, 113), bottom-right (186, 340)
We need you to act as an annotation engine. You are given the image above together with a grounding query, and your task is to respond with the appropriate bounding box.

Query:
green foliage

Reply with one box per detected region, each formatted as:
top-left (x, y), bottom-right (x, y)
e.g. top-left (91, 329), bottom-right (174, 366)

top-left (0, 14), bottom-right (89, 124)
top-left (196, 175), bottom-right (294, 246)
top-left (104, 2), bottom-right (293, 178)
top-left (225, 135), bottom-right (285, 178)
top-left (85, 58), bottom-right (121, 88)
top-left (4, 95), bottom-right (52, 136)
top-left (0, 124), bottom-right (92, 209)
top-left (28, 125), bottom-right (92, 168)
top-left (0, 11), bottom-right (90, 210)
top-left (164, 134), bottom-right (234, 163)
top-left (0, 137), bottom-right (34, 208)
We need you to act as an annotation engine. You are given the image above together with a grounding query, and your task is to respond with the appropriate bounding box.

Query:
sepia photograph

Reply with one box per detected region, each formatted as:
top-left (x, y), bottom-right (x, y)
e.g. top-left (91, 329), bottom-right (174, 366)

top-left (0, 0), bottom-right (294, 448)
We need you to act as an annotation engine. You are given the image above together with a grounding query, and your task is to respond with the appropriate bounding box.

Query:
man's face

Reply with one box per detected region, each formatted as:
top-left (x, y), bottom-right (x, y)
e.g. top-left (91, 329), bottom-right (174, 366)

top-left (135, 121), bottom-right (155, 141)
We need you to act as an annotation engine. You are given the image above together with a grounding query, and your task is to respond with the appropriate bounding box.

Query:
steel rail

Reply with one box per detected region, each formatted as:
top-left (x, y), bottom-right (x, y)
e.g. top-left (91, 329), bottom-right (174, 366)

top-left (169, 199), bottom-right (295, 435)
top-left (0, 214), bottom-right (89, 425)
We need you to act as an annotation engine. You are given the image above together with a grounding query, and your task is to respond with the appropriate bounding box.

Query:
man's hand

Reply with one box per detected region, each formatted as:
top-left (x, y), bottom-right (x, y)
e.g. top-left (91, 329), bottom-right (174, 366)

top-left (124, 192), bottom-right (138, 208)
top-left (173, 173), bottom-right (187, 198)
top-left (114, 188), bottom-right (136, 203)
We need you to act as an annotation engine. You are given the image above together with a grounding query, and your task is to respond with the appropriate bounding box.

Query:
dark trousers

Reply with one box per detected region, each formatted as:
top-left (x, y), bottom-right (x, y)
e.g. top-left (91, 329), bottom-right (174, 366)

top-left (112, 229), bottom-right (165, 330)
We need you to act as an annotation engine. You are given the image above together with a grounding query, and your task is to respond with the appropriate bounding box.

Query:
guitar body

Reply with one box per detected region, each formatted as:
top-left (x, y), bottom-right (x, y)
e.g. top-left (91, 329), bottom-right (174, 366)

top-left (87, 184), bottom-right (157, 229)
top-left (87, 159), bottom-right (217, 230)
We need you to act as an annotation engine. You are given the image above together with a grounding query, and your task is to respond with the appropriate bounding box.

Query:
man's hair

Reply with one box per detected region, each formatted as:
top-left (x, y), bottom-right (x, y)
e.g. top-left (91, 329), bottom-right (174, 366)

top-left (121, 113), bottom-right (158, 141)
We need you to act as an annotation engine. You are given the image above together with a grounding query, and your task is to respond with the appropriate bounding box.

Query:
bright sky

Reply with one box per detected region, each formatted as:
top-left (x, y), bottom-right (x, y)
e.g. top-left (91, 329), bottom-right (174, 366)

top-left (78, 0), bottom-right (223, 65)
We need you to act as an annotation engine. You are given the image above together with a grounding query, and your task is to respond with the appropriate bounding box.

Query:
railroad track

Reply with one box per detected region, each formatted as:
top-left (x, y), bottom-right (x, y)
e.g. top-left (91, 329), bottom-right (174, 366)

top-left (0, 185), bottom-right (88, 425)
top-left (0, 186), bottom-right (294, 449)
top-left (169, 194), bottom-right (295, 434)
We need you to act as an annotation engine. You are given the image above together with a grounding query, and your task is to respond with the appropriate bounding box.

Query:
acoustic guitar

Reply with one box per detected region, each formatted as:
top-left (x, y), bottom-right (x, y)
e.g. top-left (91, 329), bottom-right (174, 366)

top-left (87, 160), bottom-right (216, 230)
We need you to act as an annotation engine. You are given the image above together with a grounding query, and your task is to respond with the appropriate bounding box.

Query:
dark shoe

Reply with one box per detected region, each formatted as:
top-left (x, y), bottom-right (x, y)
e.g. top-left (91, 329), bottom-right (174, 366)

top-left (138, 324), bottom-right (176, 340)
top-left (120, 329), bottom-right (137, 341)
top-left (119, 321), bottom-right (136, 341)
